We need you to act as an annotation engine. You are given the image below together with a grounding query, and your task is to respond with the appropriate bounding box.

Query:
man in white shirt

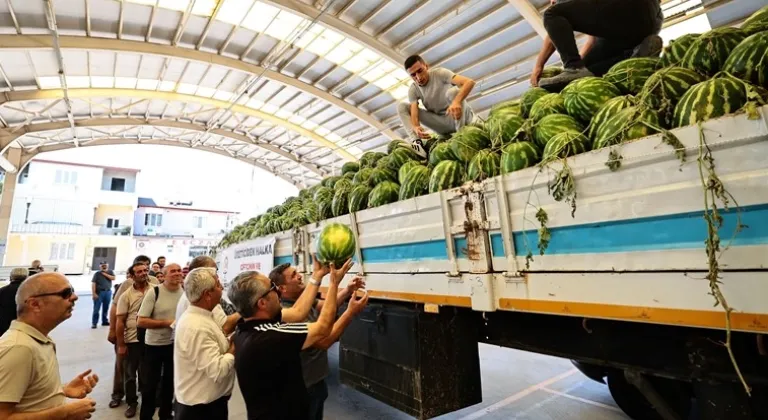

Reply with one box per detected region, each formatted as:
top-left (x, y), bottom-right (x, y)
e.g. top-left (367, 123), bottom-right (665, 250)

top-left (175, 256), bottom-right (239, 335)
top-left (174, 268), bottom-right (235, 420)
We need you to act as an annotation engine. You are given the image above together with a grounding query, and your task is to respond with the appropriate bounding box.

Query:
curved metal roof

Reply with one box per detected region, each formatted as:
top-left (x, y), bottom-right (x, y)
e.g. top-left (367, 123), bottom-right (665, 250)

top-left (0, 0), bottom-right (762, 187)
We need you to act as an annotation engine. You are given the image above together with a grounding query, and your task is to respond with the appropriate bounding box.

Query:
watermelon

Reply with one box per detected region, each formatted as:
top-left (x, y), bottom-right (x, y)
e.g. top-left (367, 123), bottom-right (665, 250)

top-left (348, 185), bottom-right (372, 213)
top-left (588, 95), bottom-right (636, 141)
top-left (723, 32), bottom-right (768, 89)
top-left (316, 199), bottom-right (333, 220)
top-left (370, 167), bottom-right (398, 185)
top-left (534, 114), bottom-right (585, 149)
top-left (521, 87), bottom-right (549, 118)
top-left (316, 223), bottom-right (356, 267)
top-left (661, 34), bottom-right (700, 67)
top-left (334, 178), bottom-right (353, 193)
top-left (639, 66), bottom-right (706, 127)
top-left (398, 160), bottom-right (422, 184)
top-left (541, 65), bottom-right (563, 79)
top-left (429, 142), bottom-right (457, 166)
top-left (450, 126), bottom-right (491, 163)
top-left (322, 176), bottom-right (341, 188)
top-left (604, 58), bottom-right (661, 94)
top-left (360, 151), bottom-right (386, 168)
top-left (487, 110), bottom-right (525, 149)
top-left (313, 186), bottom-right (333, 202)
top-left (501, 142), bottom-right (541, 173)
top-left (368, 181), bottom-right (400, 208)
top-left (429, 160), bottom-right (465, 193)
top-left (673, 75), bottom-right (749, 128)
top-left (343, 172), bottom-right (355, 181)
top-left (352, 167), bottom-right (374, 185)
top-left (387, 147), bottom-right (422, 171)
top-left (741, 6), bottom-right (768, 35)
top-left (467, 149), bottom-right (501, 181)
top-left (594, 106), bottom-right (661, 149)
top-left (562, 77), bottom-right (621, 124)
top-left (331, 188), bottom-right (350, 217)
top-left (489, 99), bottom-right (521, 119)
top-left (399, 165), bottom-right (431, 200)
top-left (543, 132), bottom-right (591, 160)
top-left (529, 93), bottom-right (566, 121)
top-left (681, 27), bottom-right (746, 77)
top-left (342, 162), bottom-right (359, 175)
top-left (387, 139), bottom-right (408, 154)
top-left (375, 156), bottom-right (391, 169)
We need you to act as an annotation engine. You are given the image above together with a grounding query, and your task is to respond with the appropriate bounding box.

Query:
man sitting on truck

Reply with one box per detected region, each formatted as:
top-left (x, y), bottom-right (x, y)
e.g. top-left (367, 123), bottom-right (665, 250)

top-left (270, 260), bottom-right (367, 420)
top-left (396, 55), bottom-right (476, 158)
top-left (531, 0), bottom-right (663, 88)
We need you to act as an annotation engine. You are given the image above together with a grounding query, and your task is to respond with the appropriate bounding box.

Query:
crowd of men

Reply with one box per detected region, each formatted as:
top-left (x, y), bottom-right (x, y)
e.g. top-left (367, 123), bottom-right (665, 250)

top-left (0, 251), bottom-right (368, 420)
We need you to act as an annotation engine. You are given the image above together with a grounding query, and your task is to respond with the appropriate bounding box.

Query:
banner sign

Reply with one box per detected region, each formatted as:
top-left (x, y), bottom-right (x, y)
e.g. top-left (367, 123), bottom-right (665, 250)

top-left (216, 236), bottom-right (276, 285)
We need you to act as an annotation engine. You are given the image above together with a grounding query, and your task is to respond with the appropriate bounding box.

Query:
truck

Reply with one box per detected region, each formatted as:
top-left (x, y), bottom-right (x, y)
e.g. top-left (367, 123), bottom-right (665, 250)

top-left (218, 106), bottom-right (768, 419)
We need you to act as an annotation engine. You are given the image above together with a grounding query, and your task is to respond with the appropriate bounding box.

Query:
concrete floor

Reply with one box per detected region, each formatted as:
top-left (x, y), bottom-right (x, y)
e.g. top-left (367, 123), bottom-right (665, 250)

top-left (52, 293), bottom-right (630, 420)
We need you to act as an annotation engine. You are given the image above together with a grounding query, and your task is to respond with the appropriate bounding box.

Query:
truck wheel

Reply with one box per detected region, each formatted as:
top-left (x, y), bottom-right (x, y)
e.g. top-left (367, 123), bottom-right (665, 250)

top-left (607, 371), bottom-right (692, 420)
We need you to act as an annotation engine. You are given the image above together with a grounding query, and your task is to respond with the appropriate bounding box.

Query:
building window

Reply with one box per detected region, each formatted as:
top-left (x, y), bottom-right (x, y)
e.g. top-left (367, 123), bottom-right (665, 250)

top-left (107, 218), bottom-right (120, 228)
top-left (54, 170), bottom-right (78, 185)
top-left (49, 242), bottom-right (76, 261)
top-left (110, 178), bottom-right (126, 192)
top-left (144, 213), bottom-right (163, 227)
top-left (193, 216), bottom-right (205, 229)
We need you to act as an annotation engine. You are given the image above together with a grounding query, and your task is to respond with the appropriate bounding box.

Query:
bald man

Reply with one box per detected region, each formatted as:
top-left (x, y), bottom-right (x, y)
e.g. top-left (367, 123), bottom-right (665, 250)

top-left (0, 273), bottom-right (98, 419)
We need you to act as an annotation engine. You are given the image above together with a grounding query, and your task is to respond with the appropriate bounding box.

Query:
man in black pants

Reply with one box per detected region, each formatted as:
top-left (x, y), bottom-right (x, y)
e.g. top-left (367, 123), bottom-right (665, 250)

top-left (531, 0), bottom-right (664, 88)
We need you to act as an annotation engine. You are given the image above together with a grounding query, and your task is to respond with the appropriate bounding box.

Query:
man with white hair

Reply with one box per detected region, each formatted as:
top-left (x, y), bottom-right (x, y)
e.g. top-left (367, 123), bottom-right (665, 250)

top-left (174, 256), bottom-right (240, 335)
top-left (174, 267), bottom-right (235, 420)
top-left (0, 268), bottom-right (29, 336)
top-left (0, 272), bottom-right (98, 419)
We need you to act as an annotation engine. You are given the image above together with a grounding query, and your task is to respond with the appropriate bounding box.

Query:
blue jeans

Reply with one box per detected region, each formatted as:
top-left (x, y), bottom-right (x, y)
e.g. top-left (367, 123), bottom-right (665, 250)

top-left (92, 290), bottom-right (111, 326)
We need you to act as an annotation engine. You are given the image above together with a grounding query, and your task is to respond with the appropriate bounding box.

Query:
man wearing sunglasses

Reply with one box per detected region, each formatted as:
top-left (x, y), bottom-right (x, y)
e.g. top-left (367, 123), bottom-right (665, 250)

top-left (229, 258), bottom-right (360, 420)
top-left (0, 272), bottom-right (99, 419)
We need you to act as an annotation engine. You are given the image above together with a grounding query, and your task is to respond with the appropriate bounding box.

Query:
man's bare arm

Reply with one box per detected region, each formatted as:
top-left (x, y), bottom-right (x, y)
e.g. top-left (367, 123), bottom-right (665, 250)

top-left (281, 276), bottom-right (321, 323)
top-left (221, 313), bottom-right (241, 336)
top-left (116, 314), bottom-right (127, 348)
top-left (530, 36), bottom-right (557, 86)
top-left (103, 272), bottom-right (116, 281)
top-left (450, 74), bottom-right (476, 104)
top-left (0, 400), bottom-right (95, 420)
top-left (137, 316), bottom-right (172, 329)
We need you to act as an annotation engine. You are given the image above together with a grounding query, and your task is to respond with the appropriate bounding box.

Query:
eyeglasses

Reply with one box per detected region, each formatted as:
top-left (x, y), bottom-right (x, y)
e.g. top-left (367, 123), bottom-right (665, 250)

top-left (257, 281), bottom-right (280, 301)
top-left (27, 287), bottom-right (75, 301)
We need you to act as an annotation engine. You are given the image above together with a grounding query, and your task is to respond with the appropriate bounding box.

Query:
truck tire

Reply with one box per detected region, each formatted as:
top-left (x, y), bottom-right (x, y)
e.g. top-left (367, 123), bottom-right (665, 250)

top-left (607, 371), bottom-right (692, 420)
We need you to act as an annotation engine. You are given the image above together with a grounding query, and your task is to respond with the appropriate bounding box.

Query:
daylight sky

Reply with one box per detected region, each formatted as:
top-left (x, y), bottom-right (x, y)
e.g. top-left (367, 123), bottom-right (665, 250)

top-left (40, 144), bottom-right (300, 221)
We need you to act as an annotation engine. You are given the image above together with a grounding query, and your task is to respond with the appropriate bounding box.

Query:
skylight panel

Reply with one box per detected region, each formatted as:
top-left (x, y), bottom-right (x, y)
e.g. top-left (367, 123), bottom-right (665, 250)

top-left (213, 90), bottom-right (234, 101)
top-left (261, 103), bottom-right (279, 114)
top-left (289, 115), bottom-right (306, 125)
top-left (137, 79), bottom-right (159, 90)
top-left (66, 76), bottom-right (90, 88)
top-left (242, 1), bottom-right (280, 33)
top-left (38, 76), bottom-right (61, 89)
top-left (360, 66), bottom-right (388, 83)
top-left (247, 98), bottom-right (265, 109)
top-left (314, 126), bottom-right (331, 136)
top-left (275, 109), bottom-right (292, 119)
top-left (326, 133), bottom-right (342, 143)
top-left (326, 39), bottom-right (361, 65)
top-left (196, 86), bottom-right (216, 98)
top-left (217, 0), bottom-right (254, 26)
top-left (301, 120), bottom-right (318, 130)
top-left (176, 83), bottom-right (197, 95)
top-left (91, 76), bottom-right (115, 88)
top-left (306, 28), bottom-right (344, 56)
top-left (264, 11), bottom-right (308, 41)
top-left (373, 74), bottom-right (399, 90)
top-left (115, 77), bottom-right (138, 89)
top-left (158, 81), bottom-right (176, 91)
top-left (191, 0), bottom-right (216, 16)
top-left (293, 25), bottom-right (324, 49)
top-left (342, 49), bottom-right (381, 73)
top-left (391, 85), bottom-right (410, 100)
top-left (158, 0), bottom-right (189, 12)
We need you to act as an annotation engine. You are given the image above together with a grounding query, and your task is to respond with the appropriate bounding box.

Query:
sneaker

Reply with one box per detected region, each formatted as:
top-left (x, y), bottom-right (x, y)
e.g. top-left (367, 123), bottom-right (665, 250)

top-left (410, 140), bottom-right (427, 158)
top-left (125, 404), bottom-right (137, 418)
top-left (632, 34), bottom-right (663, 58)
top-left (539, 67), bottom-right (594, 88)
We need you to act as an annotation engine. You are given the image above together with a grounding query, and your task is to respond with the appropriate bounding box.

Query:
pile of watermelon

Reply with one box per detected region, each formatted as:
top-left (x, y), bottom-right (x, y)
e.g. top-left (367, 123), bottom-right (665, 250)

top-left (219, 6), bottom-right (768, 248)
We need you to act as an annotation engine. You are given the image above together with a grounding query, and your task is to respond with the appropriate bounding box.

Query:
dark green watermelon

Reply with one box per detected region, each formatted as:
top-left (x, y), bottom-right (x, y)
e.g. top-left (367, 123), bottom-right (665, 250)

top-left (398, 160), bottom-right (422, 184)
top-left (673, 75), bottom-right (749, 128)
top-left (341, 162), bottom-right (359, 175)
top-left (332, 188), bottom-right (350, 217)
top-left (387, 147), bottom-right (422, 172)
top-left (639, 66), bottom-right (706, 127)
top-left (594, 106), bottom-right (661, 149)
top-left (562, 77), bottom-right (621, 123)
top-left (534, 114), bottom-right (585, 149)
top-left (370, 168), bottom-right (398, 185)
top-left (467, 149), bottom-right (501, 182)
top-left (661, 33), bottom-right (700, 67)
top-left (543, 132), bottom-right (591, 160)
top-left (321, 176), bottom-right (342, 189)
top-left (604, 58), bottom-right (662, 94)
top-left (742, 5), bottom-right (768, 35)
top-left (428, 160), bottom-right (465, 193)
top-left (486, 109), bottom-right (525, 149)
top-left (348, 185), bottom-right (372, 213)
top-left (352, 167), bottom-right (374, 185)
top-left (681, 27), bottom-right (747, 77)
top-left (529, 93), bottom-right (567, 121)
top-left (387, 139), bottom-right (408, 154)
top-left (587, 95), bottom-right (636, 141)
top-left (521, 87), bottom-right (549, 118)
top-left (429, 142), bottom-right (457, 167)
top-left (723, 32), bottom-right (768, 89)
top-left (450, 126), bottom-right (491, 163)
top-left (399, 165), bottom-right (431, 200)
top-left (501, 142), bottom-right (541, 173)
top-left (368, 181), bottom-right (400, 208)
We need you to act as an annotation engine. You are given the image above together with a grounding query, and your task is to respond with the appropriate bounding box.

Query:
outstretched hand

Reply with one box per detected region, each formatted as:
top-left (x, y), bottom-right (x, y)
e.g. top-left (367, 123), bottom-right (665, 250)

top-left (63, 369), bottom-right (99, 399)
top-left (330, 259), bottom-right (354, 287)
top-left (346, 290), bottom-right (369, 315)
top-left (345, 276), bottom-right (366, 295)
top-left (312, 254), bottom-right (330, 280)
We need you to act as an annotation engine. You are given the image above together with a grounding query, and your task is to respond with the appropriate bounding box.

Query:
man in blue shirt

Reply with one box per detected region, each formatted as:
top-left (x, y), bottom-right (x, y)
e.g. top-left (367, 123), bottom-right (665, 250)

top-left (91, 262), bottom-right (115, 329)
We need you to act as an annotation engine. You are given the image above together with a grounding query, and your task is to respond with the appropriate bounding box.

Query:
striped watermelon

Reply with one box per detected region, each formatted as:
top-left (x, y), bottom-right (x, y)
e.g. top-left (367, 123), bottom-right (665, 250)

top-left (368, 181), bottom-right (400, 208)
top-left (348, 185), bottom-right (372, 213)
top-left (534, 114), bottom-right (585, 149)
top-left (342, 162), bottom-right (359, 175)
top-left (742, 6), bottom-right (768, 35)
top-left (343, 172), bottom-right (355, 181)
top-left (360, 151), bottom-right (386, 168)
top-left (489, 99), bottom-right (521, 119)
top-left (604, 58), bottom-right (661, 94)
top-left (352, 167), bottom-right (374, 185)
top-left (588, 95), bottom-right (636, 141)
top-left (333, 178), bottom-right (353, 193)
top-left (681, 27), bottom-right (746, 77)
top-left (370, 168), bottom-right (398, 185)
top-left (529, 93), bottom-right (567, 121)
top-left (594, 106), bottom-right (661, 149)
top-left (331, 188), bottom-right (350, 217)
top-left (429, 142), bottom-right (457, 167)
top-left (521, 87), bottom-right (549, 117)
top-left (661, 34), bottom-right (700, 67)
top-left (399, 165), bottom-right (431, 200)
top-left (639, 66), bottom-right (706, 127)
top-left (562, 77), bottom-right (621, 124)
top-left (316, 198), bottom-right (333, 220)
top-left (316, 223), bottom-right (356, 267)
top-left (468, 149), bottom-right (501, 182)
top-left (723, 32), bottom-right (768, 89)
top-left (673, 75), bottom-right (748, 128)
top-left (313, 186), bottom-right (333, 202)
top-left (450, 126), bottom-right (491, 163)
top-left (375, 155), bottom-right (391, 169)
top-left (322, 176), bottom-right (341, 188)
top-left (501, 142), bottom-right (541, 173)
top-left (428, 160), bottom-right (465, 193)
top-left (387, 147), bottom-right (422, 171)
top-left (487, 110), bottom-right (525, 149)
top-left (387, 139), bottom-right (408, 154)
top-left (398, 161), bottom-right (422, 184)
top-left (543, 132), bottom-right (591, 160)
top-left (541, 66), bottom-right (563, 79)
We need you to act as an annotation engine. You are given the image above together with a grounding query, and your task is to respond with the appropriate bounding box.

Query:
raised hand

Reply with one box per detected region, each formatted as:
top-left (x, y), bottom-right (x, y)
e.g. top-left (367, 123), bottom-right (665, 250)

top-left (346, 290), bottom-right (370, 315)
top-left (312, 253), bottom-right (330, 280)
top-left (63, 369), bottom-right (99, 399)
top-left (330, 259), bottom-right (354, 287)
top-left (345, 276), bottom-right (366, 295)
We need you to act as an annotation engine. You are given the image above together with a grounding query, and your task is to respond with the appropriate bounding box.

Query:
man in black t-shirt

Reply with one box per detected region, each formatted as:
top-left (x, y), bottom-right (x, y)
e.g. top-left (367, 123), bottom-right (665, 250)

top-left (228, 258), bottom-right (360, 420)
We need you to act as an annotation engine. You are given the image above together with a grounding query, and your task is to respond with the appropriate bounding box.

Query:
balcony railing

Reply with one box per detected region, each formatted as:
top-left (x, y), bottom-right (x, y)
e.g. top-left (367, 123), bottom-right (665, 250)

top-left (98, 226), bottom-right (132, 236)
top-left (11, 223), bottom-right (100, 235)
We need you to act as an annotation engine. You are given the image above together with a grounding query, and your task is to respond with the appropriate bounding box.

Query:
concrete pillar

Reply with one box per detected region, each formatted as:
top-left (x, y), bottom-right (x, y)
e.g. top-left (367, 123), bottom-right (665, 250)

top-left (0, 148), bottom-right (22, 265)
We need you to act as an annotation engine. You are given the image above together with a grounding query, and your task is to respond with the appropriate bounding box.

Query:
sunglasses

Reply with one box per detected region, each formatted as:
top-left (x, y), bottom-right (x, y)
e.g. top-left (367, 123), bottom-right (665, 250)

top-left (27, 287), bottom-right (75, 302)
top-left (257, 281), bottom-right (280, 301)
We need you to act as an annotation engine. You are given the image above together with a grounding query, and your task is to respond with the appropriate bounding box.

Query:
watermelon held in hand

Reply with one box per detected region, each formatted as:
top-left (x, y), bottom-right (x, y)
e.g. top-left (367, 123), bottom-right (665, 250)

top-left (368, 181), bottom-right (400, 208)
top-left (342, 162), bottom-right (359, 175)
top-left (543, 132), bottom-right (592, 161)
top-left (316, 223), bottom-right (356, 268)
top-left (603, 58), bottom-right (661, 95)
top-left (534, 114), bottom-right (585, 149)
top-left (639, 66), bottom-right (706, 127)
top-left (673, 75), bottom-right (750, 128)
top-left (501, 142), bottom-right (541, 173)
top-left (661, 33), bottom-right (700, 67)
top-left (467, 149), bottom-right (501, 182)
top-left (723, 32), bottom-right (768, 89)
top-left (594, 106), bottom-right (661, 149)
top-left (399, 165), bottom-right (431, 200)
top-left (588, 95), bottom-right (636, 141)
top-left (450, 126), bottom-right (491, 163)
top-left (429, 142), bottom-right (457, 167)
top-left (429, 160), bottom-right (465, 193)
top-left (562, 77), bottom-right (621, 124)
top-left (487, 110), bottom-right (525, 149)
top-left (681, 27), bottom-right (747, 77)
top-left (348, 185), bottom-right (372, 213)
top-left (741, 5), bottom-right (768, 35)
top-left (529, 93), bottom-right (567, 121)
top-left (521, 87), bottom-right (550, 118)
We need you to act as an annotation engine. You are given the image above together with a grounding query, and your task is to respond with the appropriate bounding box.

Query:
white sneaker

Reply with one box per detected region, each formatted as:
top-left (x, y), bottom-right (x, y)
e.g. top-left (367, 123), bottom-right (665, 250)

top-left (410, 140), bottom-right (427, 158)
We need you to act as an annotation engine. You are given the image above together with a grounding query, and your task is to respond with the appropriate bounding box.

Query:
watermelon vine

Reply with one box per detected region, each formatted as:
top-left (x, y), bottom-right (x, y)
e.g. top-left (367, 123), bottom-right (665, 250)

top-left (696, 123), bottom-right (751, 396)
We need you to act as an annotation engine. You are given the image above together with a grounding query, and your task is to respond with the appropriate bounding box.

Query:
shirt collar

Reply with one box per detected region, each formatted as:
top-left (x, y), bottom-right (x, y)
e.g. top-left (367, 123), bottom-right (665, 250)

top-left (9, 320), bottom-right (54, 344)
top-left (187, 305), bottom-right (214, 318)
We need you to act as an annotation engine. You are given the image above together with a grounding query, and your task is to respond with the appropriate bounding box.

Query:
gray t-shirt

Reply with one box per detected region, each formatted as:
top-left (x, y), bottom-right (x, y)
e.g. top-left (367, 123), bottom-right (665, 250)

top-left (137, 284), bottom-right (183, 346)
top-left (280, 299), bottom-right (328, 387)
top-left (92, 270), bottom-right (114, 292)
top-left (408, 67), bottom-right (456, 114)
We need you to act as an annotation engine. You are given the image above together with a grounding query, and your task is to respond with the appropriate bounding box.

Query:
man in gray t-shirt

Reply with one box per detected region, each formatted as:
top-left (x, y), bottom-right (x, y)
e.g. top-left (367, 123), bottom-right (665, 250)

top-left (137, 263), bottom-right (184, 420)
top-left (396, 54), bottom-right (476, 158)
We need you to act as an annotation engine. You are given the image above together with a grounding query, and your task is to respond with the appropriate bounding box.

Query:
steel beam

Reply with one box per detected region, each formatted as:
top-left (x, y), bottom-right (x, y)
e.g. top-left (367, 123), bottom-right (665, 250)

top-left (505, 0), bottom-right (547, 39)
